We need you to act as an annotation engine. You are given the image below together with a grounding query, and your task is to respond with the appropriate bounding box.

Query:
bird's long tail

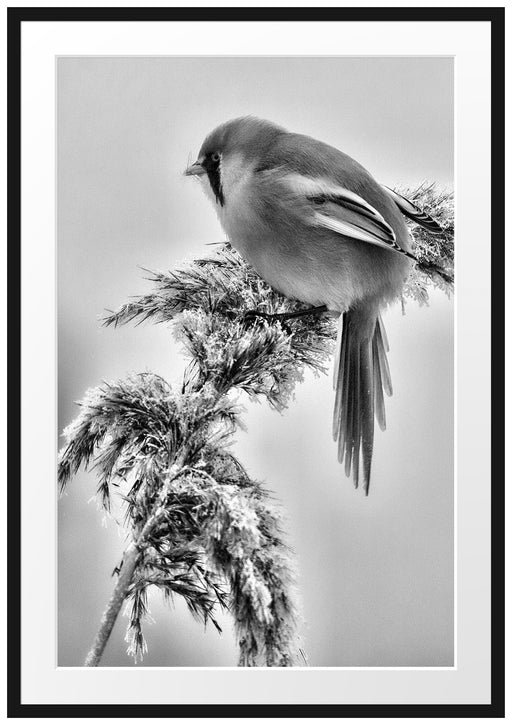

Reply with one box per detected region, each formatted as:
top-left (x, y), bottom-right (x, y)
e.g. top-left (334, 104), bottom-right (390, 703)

top-left (332, 306), bottom-right (392, 494)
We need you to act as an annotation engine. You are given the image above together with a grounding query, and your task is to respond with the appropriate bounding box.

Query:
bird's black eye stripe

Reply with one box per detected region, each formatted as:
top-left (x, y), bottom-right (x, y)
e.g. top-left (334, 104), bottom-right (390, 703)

top-left (204, 152), bottom-right (224, 206)
top-left (204, 153), bottom-right (221, 171)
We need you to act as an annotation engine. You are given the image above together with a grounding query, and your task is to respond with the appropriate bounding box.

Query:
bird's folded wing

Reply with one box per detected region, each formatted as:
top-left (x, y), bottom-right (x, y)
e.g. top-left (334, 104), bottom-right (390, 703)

top-left (382, 185), bottom-right (444, 234)
top-left (282, 174), bottom-right (416, 260)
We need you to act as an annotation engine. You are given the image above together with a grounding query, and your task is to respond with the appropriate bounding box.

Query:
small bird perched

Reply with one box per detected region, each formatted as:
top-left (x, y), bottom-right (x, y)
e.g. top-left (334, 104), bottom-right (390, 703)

top-left (186, 117), bottom-right (442, 493)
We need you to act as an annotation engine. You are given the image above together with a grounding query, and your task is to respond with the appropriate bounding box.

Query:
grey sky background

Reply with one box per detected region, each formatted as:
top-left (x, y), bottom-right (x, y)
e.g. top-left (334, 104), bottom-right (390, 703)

top-left (58, 56), bottom-right (454, 667)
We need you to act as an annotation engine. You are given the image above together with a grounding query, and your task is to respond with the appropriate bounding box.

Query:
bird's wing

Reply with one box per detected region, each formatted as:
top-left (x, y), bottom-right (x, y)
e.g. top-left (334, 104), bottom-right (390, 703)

top-left (382, 185), bottom-right (444, 234)
top-left (282, 174), bottom-right (417, 262)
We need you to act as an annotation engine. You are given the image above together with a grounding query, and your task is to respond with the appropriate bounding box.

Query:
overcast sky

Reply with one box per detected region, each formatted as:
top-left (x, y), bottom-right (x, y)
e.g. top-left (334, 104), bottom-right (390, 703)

top-left (58, 56), bottom-right (454, 667)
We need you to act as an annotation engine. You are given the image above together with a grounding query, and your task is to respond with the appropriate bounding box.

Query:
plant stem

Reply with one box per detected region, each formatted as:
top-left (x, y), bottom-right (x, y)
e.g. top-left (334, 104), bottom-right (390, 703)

top-left (84, 541), bottom-right (140, 666)
top-left (84, 456), bottom-right (191, 665)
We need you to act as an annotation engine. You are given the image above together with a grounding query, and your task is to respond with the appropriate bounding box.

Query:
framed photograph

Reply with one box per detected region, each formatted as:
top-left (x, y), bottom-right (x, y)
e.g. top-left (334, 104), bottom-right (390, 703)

top-left (8, 5), bottom-right (504, 718)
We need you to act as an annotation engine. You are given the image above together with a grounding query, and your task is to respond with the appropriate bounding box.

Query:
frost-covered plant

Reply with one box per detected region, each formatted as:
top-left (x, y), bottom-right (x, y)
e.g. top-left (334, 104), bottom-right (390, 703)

top-left (400, 182), bottom-right (454, 303)
top-left (59, 183), bottom-right (453, 667)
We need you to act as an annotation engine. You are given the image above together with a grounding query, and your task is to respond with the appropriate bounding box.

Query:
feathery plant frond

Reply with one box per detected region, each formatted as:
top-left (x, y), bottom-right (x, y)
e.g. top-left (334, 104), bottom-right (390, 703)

top-left (59, 372), bottom-right (300, 665)
top-left (59, 182), bottom-right (453, 667)
top-left (400, 183), bottom-right (454, 303)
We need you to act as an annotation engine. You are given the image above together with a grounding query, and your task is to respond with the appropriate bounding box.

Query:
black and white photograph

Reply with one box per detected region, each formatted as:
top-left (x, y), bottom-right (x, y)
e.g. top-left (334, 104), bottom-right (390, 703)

top-left (9, 6), bottom-right (503, 717)
top-left (58, 55), bottom-right (455, 669)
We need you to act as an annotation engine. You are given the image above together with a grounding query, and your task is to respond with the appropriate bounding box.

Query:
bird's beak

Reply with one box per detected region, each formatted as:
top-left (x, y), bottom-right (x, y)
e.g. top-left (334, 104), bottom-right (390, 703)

top-left (184, 160), bottom-right (206, 177)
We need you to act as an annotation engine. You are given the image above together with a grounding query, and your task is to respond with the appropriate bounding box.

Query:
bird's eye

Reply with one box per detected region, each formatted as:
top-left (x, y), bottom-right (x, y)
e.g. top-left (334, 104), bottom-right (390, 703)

top-left (212, 152), bottom-right (220, 162)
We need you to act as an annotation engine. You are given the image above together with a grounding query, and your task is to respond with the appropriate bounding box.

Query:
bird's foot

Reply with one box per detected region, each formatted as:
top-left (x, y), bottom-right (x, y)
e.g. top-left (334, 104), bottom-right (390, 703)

top-left (242, 305), bottom-right (328, 336)
top-left (242, 309), bottom-right (271, 323)
top-left (243, 304), bottom-right (328, 324)
top-left (241, 309), bottom-right (293, 335)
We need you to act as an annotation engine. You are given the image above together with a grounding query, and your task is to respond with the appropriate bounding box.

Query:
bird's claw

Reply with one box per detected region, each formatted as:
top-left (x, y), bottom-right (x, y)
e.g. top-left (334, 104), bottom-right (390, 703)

top-left (242, 309), bottom-right (293, 335)
top-left (242, 309), bottom-right (270, 324)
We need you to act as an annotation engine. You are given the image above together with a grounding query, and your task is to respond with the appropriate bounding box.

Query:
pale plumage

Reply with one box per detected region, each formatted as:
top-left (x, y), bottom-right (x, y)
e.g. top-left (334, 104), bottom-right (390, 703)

top-left (186, 116), bottom-right (435, 493)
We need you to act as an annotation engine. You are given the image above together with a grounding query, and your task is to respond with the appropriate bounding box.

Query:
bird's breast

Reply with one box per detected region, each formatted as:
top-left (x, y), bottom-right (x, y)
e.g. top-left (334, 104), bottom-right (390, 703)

top-left (202, 163), bottom-right (407, 312)
top-left (218, 196), bottom-right (340, 308)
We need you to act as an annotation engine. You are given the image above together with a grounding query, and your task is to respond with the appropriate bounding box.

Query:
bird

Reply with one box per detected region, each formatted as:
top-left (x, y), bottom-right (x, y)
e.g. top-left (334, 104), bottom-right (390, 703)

top-left (185, 116), bottom-right (443, 494)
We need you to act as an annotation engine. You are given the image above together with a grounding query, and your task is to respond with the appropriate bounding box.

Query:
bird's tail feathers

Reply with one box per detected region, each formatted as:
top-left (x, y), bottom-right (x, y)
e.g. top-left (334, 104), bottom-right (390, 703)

top-left (333, 307), bottom-right (392, 494)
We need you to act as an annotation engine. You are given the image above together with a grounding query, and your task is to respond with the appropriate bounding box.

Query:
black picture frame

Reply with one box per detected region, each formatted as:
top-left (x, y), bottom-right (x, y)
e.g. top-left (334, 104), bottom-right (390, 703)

top-left (7, 5), bottom-right (504, 718)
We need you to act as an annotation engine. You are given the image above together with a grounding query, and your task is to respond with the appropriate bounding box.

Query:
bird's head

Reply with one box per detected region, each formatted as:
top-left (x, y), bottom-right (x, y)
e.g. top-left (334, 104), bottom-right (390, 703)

top-left (185, 116), bottom-right (285, 206)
